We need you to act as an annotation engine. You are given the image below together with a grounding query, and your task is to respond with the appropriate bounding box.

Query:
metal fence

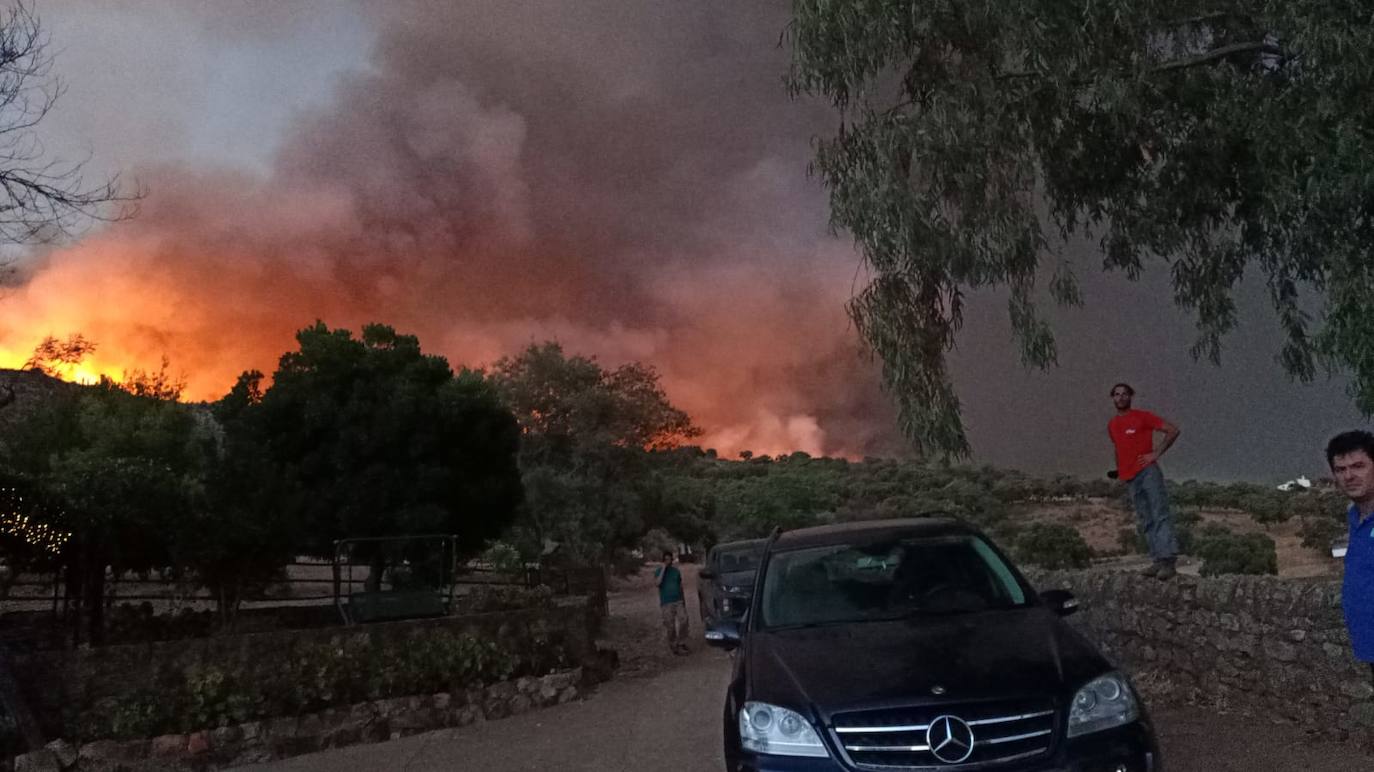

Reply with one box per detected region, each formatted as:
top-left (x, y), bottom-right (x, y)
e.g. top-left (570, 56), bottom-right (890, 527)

top-left (0, 559), bottom-right (599, 617)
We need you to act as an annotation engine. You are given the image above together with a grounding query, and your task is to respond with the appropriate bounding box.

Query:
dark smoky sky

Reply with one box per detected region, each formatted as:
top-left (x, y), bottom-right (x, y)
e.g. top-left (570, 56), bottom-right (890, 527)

top-left (2, 0), bottom-right (1363, 482)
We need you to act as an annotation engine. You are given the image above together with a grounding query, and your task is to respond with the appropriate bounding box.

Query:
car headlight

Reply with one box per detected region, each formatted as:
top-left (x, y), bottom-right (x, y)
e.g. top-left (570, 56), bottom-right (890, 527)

top-left (739, 702), bottom-right (829, 757)
top-left (1068, 672), bottom-right (1139, 737)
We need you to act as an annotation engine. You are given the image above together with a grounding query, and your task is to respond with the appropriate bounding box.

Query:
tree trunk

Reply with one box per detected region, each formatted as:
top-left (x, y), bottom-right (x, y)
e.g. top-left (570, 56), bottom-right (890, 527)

top-left (216, 581), bottom-right (242, 632)
top-left (364, 551), bottom-right (386, 592)
top-left (61, 559), bottom-right (80, 646)
top-left (82, 557), bottom-right (106, 646)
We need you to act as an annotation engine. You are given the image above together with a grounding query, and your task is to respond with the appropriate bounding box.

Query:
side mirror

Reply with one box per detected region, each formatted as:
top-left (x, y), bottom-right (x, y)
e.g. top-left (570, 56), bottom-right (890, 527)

top-left (1040, 589), bottom-right (1079, 617)
top-left (704, 619), bottom-right (743, 650)
top-left (699, 569), bottom-right (716, 580)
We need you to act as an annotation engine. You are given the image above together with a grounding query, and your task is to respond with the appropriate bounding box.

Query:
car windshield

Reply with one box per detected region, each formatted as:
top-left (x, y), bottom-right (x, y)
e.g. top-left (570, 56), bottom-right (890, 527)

top-left (714, 544), bottom-right (763, 573)
top-left (759, 534), bottom-right (1031, 628)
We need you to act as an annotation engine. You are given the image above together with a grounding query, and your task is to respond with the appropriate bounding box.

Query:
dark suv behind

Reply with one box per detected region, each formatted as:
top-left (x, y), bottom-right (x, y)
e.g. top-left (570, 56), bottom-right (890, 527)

top-left (699, 538), bottom-right (766, 626)
top-left (706, 517), bottom-right (1160, 772)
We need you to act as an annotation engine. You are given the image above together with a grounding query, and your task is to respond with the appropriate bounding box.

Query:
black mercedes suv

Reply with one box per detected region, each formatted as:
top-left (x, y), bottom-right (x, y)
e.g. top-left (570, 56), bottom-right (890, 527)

top-left (705, 517), bottom-right (1160, 772)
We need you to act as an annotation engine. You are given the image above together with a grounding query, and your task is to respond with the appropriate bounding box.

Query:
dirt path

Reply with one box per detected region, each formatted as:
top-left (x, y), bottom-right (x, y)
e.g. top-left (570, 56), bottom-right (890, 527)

top-left (239, 565), bottom-right (1371, 772)
top-left (597, 564), bottom-right (707, 679)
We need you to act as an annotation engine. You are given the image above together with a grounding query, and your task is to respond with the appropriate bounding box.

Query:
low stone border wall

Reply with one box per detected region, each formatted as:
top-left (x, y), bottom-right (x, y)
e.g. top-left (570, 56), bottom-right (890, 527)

top-left (14, 668), bottom-right (589, 771)
top-left (13, 597), bottom-right (598, 743)
top-left (1031, 569), bottom-right (1374, 743)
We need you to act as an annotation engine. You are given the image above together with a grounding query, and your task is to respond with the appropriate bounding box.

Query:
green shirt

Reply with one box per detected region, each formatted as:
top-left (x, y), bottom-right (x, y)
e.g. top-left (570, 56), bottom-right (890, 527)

top-left (654, 565), bottom-right (683, 606)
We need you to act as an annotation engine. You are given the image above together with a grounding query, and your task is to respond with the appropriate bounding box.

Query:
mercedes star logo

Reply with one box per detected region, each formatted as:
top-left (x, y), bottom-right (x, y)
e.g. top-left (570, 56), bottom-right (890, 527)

top-left (926, 714), bottom-right (975, 764)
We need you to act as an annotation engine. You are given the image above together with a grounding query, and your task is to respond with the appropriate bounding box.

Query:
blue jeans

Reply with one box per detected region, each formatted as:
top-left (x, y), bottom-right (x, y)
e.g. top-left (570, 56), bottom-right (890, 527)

top-left (1129, 464), bottom-right (1178, 561)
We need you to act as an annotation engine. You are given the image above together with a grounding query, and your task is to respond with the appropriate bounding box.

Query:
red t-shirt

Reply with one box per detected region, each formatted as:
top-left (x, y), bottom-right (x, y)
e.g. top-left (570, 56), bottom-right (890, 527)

top-left (1108, 409), bottom-right (1165, 481)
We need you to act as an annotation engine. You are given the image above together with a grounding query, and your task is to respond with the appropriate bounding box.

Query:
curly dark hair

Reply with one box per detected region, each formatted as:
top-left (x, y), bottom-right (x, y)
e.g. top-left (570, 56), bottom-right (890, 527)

top-left (1326, 430), bottom-right (1374, 468)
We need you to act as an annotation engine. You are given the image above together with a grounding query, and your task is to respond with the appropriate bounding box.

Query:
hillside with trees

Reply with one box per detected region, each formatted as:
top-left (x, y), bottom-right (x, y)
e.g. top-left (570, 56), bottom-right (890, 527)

top-left (0, 326), bottom-right (1352, 646)
top-left (629, 449), bottom-right (1345, 578)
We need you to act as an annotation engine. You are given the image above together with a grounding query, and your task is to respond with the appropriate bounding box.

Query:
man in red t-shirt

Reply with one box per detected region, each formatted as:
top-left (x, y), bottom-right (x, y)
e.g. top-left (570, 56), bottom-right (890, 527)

top-left (1108, 383), bottom-right (1182, 579)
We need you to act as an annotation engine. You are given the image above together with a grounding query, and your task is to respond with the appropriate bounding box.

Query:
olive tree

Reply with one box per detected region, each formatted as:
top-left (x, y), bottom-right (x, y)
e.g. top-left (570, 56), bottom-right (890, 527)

top-left (789, 1), bottom-right (1374, 455)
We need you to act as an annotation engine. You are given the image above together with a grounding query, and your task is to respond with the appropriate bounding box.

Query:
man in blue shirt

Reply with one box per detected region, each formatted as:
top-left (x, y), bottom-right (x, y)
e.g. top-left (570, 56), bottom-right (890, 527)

top-left (1328, 431), bottom-right (1374, 681)
top-left (654, 550), bottom-right (688, 655)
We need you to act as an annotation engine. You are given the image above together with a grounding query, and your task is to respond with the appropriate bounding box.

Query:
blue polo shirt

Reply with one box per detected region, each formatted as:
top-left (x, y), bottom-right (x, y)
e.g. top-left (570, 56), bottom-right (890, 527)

top-left (1343, 504), bottom-right (1374, 662)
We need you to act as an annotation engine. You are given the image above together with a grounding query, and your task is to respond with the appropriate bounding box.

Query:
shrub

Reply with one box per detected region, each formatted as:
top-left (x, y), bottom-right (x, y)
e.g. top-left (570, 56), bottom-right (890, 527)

top-left (105, 603), bottom-right (215, 644)
top-left (455, 584), bottom-right (554, 614)
top-left (1286, 489), bottom-right (1348, 521)
top-left (1175, 507), bottom-right (1203, 527)
top-left (1014, 523), bottom-right (1093, 570)
top-left (989, 520), bottom-right (1024, 549)
top-left (85, 631), bottom-right (531, 740)
top-left (1117, 526), bottom-right (1145, 556)
top-left (1193, 525), bottom-right (1278, 576)
top-left (479, 541), bottom-right (527, 573)
top-left (639, 528), bottom-right (677, 558)
top-left (1299, 515), bottom-right (1346, 552)
top-left (1237, 491), bottom-right (1287, 524)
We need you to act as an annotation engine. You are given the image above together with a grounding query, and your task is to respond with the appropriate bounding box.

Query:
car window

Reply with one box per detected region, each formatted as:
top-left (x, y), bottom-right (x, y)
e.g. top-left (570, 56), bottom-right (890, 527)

top-left (715, 544), bottom-right (763, 573)
top-left (759, 535), bottom-right (1030, 628)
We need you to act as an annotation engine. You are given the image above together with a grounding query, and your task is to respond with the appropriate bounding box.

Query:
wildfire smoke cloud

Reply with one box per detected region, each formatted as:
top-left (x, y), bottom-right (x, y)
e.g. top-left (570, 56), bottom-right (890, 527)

top-left (0, 0), bottom-right (901, 459)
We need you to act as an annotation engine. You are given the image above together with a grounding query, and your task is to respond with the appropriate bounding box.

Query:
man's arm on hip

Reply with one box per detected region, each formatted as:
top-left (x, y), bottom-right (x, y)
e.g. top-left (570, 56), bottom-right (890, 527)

top-left (1155, 419), bottom-right (1180, 456)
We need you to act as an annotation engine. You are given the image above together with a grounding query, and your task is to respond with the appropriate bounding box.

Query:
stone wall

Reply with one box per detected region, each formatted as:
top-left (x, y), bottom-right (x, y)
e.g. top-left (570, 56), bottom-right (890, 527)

top-left (12, 596), bottom-right (601, 744)
top-left (14, 668), bottom-right (587, 771)
top-left (1033, 570), bottom-right (1373, 742)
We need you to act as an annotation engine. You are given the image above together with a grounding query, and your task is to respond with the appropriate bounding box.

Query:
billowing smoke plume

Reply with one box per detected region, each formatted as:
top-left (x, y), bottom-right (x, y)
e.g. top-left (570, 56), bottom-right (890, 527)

top-left (0, 0), bottom-right (903, 459)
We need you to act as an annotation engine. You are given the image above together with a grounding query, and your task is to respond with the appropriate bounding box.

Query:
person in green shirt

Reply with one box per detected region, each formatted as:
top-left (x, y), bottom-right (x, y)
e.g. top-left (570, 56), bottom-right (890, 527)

top-left (654, 550), bottom-right (688, 655)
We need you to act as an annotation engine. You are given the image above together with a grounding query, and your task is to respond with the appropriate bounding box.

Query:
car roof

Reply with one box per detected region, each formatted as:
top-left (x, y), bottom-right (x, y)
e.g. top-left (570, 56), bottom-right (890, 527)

top-left (770, 516), bottom-right (976, 552)
top-left (713, 538), bottom-right (767, 552)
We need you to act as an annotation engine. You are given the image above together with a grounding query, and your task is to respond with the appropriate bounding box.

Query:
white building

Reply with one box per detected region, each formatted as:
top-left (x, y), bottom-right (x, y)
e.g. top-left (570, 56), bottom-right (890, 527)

top-left (1277, 476), bottom-right (1313, 492)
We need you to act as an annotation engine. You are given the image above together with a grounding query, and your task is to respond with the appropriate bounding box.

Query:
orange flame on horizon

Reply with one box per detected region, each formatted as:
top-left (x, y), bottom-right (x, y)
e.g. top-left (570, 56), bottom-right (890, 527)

top-left (0, 327), bottom-right (859, 460)
top-left (0, 347), bottom-right (125, 389)
top-left (0, 214), bottom-right (884, 459)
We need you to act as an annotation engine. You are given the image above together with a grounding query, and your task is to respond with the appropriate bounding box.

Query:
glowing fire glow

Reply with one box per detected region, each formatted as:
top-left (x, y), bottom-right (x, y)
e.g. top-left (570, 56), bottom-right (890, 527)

top-left (0, 0), bottom-right (912, 467)
top-left (0, 344), bottom-right (147, 391)
top-left (0, 219), bottom-right (890, 460)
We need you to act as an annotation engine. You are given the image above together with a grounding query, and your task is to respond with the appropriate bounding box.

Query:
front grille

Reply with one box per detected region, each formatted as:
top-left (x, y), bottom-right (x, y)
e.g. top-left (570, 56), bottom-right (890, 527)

top-left (831, 698), bottom-right (1056, 769)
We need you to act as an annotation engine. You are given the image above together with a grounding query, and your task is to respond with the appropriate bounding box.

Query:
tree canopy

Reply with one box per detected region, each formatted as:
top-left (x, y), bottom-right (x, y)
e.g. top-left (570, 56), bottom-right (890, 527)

top-left (1, 378), bottom-right (208, 642)
top-left (490, 341), bottom-right (698, 464)
top-left (488, 341), bottom-right (700, 563)
top-left (252, 322), bottom-right (523, 557)
top-left (0, 323), bottom-right (527, 638)
top-left (788, 0), bottom-right (1374, 456)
